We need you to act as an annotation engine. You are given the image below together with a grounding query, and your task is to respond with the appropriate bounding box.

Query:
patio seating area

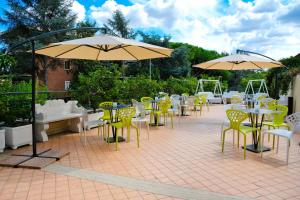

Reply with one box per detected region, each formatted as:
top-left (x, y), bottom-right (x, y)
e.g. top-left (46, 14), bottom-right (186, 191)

top-left (1, 104), bottom-right (300, 200)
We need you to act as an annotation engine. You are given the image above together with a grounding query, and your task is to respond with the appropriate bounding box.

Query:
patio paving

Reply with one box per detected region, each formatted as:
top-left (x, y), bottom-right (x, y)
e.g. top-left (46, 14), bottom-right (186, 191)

top-left (0, 105), bottom-right (300, 200)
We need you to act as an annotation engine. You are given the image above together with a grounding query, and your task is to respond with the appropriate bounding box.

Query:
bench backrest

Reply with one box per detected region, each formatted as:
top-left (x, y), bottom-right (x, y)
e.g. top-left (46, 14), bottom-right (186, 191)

top-left (36, 100), bottom-right (81, 117)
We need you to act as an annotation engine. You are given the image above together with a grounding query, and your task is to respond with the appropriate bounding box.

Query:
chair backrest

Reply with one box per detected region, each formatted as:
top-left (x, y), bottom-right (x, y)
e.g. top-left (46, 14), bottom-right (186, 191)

top-left (158, 99), bottom-right (172, 114)
top-left (224, 104), bottom-right (244, 111)
top-left (187, 96), bottom-right (195, 107)
top-left (198, 93), bottom-right (208, 103)
top-left (170, 94), bottom-right (180, 100)
top-left (226, 109), bottom-right (248, 130)
top-left (132, 100), bottom-right (146, 118)
top-left (270, 104), bottom-right (288, 126)
top-left (99, 102), bottom-right (113, 118)
top-left (141, 97), bottom-right (153, 110)
top-left (286, 112), bottom-right (300, 133)
top-left (260, 98), bottom-right (277, 109)
top-left (231, 95), bottom-right (242, 104)
top-left (116, 107), bottom-right (136, 126)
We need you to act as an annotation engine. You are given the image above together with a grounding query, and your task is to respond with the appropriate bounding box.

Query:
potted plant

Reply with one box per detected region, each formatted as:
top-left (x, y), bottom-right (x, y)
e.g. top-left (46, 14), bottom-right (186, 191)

top-left (0, 127), bottom-right (5, 152)
top-left (0, 80), bottom-right (40, 149)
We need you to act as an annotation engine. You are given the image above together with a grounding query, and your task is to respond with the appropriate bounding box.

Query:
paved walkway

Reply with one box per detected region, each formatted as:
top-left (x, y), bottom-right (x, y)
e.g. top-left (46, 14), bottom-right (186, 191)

top-left (0, 105), bottom-right (300, 200)
top-left (44, 164), bottom-right (250, 200)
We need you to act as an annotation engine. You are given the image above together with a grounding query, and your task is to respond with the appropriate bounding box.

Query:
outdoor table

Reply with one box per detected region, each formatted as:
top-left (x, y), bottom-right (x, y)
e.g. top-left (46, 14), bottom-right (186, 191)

top-left (100, 103), bottom-right (128, 143)
top-left (149, 99), bottom-right (165, 126)
top-left (179, 96), bottom-right (189, 116)
top-left (242, 108), bottom-right (275, 153)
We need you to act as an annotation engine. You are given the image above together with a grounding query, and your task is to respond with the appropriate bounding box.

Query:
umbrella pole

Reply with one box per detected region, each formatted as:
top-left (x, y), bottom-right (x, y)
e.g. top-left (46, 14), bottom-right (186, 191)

top-left (31, 40), bottom-right (37, 156)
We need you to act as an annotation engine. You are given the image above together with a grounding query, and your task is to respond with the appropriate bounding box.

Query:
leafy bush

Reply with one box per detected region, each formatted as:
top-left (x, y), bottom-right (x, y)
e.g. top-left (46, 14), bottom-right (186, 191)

top-left (0, 79), bottom-right (47, 126)
top-left (69, 67), bottom-right (121, 110)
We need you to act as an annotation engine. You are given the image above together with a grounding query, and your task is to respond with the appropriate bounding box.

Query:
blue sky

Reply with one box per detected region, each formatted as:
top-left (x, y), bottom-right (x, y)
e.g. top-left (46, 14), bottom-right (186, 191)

top-left (1, 0), bottom-right (300, 59)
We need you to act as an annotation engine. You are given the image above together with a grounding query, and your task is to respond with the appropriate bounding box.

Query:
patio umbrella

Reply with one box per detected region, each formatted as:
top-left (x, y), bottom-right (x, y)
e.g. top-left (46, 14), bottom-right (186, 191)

top-left (35, 34), bottom-right (172, 60)
top-left (193, 53), bottom-right (283, 70)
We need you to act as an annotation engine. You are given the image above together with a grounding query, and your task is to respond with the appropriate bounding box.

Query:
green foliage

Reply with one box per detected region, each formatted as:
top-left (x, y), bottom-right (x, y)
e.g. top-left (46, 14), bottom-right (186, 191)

top-left (0, 53), bottom-right (16, 74)
top-left (0, 79), bottom-right (47, 126)
top-left (0, 0), bottom-right (77, 74)
top-left (161, 77), bottom-right (197, 95)
top-left (104, 10), bottom-right (136, 39)
top-left (69, 66), bottom-right (121, 110)
top-left (113, 76), bottom-right (161, 103)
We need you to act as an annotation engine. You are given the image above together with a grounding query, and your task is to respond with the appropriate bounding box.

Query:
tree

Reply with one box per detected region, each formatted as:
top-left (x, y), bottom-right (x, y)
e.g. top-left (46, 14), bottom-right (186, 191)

top-left (0, 0), bottom-right (78, 77)
top-left (104, 10), bottom-right (136, 39)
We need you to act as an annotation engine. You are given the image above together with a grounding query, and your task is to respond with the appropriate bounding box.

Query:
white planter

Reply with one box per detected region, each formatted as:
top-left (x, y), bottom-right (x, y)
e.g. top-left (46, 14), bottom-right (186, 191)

top-left (5, 124), bottom-right (32, 149)
top-left (0, 129), bottom-right (5, 152)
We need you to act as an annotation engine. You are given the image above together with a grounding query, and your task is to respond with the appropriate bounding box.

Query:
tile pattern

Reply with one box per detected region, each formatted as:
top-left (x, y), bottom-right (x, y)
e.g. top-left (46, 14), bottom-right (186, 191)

top-left (0, 105), bottom-right (300, 200)
top-left (44, 164), bottom-right (250, 200)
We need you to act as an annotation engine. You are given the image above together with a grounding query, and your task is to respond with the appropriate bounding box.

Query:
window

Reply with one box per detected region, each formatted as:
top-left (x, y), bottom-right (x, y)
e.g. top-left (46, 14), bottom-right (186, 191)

top-left (64, 60), bottom-right (71, 71)
top-left (65, 81), bottom-right (70, 91)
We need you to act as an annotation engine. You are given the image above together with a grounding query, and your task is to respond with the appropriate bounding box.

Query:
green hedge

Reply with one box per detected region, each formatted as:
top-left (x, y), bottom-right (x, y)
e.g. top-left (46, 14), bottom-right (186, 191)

top-left (69, 68), bottom-right (226, 110)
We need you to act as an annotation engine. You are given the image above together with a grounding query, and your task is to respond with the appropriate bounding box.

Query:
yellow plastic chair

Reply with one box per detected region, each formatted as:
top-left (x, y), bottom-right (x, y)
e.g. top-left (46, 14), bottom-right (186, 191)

top-left (108, 107), bottom-right (139, 151)
top-left (262, 105), bottom-right (289, 147)
top-left (222, 109), bottom-right (258, 159)
top-left (152, 99), bottom-right (173, 128)
top-left (99, 102), bottom-right (113, 121)
top-left (141, 97), bottom-right (153, 111)
top-left (230, 95), bottom-right (243, 104)
top-left (193, 95), bottom-right (203, 116)
top-left (198, 93), bottom-right (209, 111)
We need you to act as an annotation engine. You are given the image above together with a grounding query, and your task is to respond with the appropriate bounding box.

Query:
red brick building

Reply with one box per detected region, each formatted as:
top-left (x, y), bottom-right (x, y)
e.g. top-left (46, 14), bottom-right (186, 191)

top-left (38, 60), bottom-right (76, 91)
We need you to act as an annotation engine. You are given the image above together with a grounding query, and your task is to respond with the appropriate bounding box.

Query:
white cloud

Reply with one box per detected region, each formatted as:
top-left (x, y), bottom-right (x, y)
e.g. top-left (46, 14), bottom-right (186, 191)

top-left (71, 1), bottom-right (86, 22)
top-left (88, 0), bottom-right (300, 59)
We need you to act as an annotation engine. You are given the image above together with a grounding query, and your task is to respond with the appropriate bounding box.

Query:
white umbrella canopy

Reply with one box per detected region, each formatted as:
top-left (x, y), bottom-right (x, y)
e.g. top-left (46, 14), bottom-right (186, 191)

top-left (193, 54), bottom-right (283, 70)
top-left (35, 34), bottom-right (173, 60)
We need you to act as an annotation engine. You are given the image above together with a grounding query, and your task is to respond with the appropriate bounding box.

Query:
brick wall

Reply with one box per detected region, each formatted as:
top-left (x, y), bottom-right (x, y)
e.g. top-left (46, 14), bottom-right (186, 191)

top-left (47, 62), bottom-right (75, 91)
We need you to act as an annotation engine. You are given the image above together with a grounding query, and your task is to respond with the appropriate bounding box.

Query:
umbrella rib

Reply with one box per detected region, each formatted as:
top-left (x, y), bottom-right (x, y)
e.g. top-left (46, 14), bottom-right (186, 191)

top-left (96, 45), bottom-right (101, 60)
top-left (122, 46), bottom-right (139, 60)
top-left (54, 45), bottom-right (82, 58)
top-left (138, 46), bottom-right (170, 57)
top-left (36, 44), bottom-right (61, 51)
top-left (249, 61), bottom-right (264, 70)
top-left (205, 62), bottom-right (221, 70)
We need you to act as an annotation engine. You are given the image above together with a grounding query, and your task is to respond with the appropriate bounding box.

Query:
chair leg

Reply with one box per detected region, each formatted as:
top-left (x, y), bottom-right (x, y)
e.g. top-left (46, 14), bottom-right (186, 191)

top-left (286, 139), bottom-right (290, 164)
top-left (127, 127), bottom-right (131, 143)
top-left (171, 114), bottom-right (173, 128)
top-left (268, 126), bottom-right (270, 142)
top-left (115, 128), bottom-right (118, 151)
top-left (237, 131), bottom-right (240, 148)
top-left (232, 130), bottom-right (235, 147)
top-left (137, 127), bottom-right (140, 148)
top-left (84, 129), bottom-right (87, 145)
top-left (276, 136), bottom-right (280, 154)
top-left (272, 135), bottom-right (275, 149)
top-left (146, 122), bottom-right (150, 140)
top-left (244, 135), bottom-right (247, 159)
top-left (261, 133), bottom-right (265, 158)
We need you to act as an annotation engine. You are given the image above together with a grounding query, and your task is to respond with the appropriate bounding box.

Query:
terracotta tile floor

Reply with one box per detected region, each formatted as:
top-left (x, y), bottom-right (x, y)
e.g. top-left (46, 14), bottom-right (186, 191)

top-left (1, 105), bottom-right (300, 200)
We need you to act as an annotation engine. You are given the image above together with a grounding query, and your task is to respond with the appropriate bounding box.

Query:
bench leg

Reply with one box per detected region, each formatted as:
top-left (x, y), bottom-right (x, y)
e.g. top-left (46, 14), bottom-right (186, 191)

top-left (35, 123), bottom-right (49, 142)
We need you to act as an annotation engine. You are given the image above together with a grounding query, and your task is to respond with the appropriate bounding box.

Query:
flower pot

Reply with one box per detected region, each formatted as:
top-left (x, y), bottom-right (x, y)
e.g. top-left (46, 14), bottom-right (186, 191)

top-left (5, 124), bottom-right (32, 149)
top-left (0, 129), bottom-right (5, 152)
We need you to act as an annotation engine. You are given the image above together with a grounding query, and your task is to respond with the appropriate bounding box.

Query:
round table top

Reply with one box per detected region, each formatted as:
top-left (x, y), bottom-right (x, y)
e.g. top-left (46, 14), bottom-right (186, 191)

top-left (243, 108), bottom-right (278, 115)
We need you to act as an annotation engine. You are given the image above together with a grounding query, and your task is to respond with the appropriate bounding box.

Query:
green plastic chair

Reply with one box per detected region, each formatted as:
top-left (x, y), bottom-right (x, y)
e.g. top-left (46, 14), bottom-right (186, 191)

top-left (141, 97), bottom-right (153, 111)
top-left (198, 93), bottom-right (209, 111)
top-left (193, 95), bottom-right (203, 116)
top-left (230, 95), bottom-right (243, 104)
top-left (109, 107), bottom-right (140, 151)
top-left (222, 109), bottom-right (258, 159)
top-left (99, 102), bottom-right (113, 121)
top-left (262, 104), bottom-right (289, 148)
top-left (156, 99), bottom-right (173, 128)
